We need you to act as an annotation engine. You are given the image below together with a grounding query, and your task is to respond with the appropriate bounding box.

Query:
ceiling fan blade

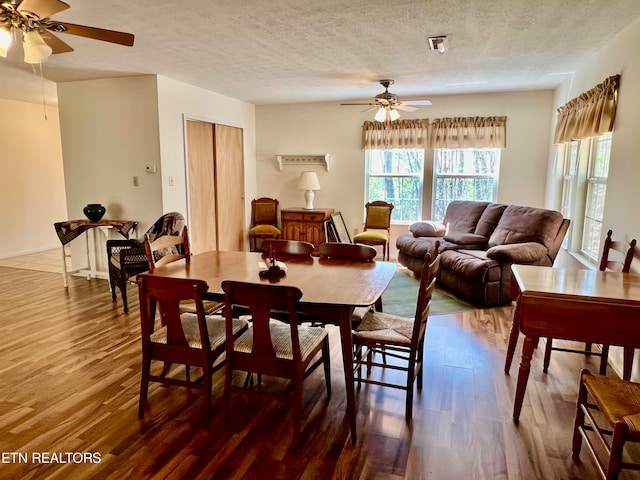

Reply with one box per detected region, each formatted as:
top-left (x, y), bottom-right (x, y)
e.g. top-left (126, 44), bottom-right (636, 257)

top-left (395, 104), bottom-right (418, 112)
top-left (341, 102), bottom-right (375, 106)
top-left (40, 30), bottom-right (74, 53)
top-left (361, 106), bottom-right (377, 113)
top-left (47, 22), bottom-right (135, 46)
top-left (18, 0), bottom-right (69, 19)
top-left (402, 99), bottom-right (433, 106)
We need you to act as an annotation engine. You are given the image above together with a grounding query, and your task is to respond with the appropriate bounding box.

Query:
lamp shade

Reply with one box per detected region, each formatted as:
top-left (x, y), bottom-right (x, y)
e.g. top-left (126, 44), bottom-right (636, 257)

top-left (297, 171), bottom-right (320, 191)
top-left (23, 30), bottom-right (52, 64)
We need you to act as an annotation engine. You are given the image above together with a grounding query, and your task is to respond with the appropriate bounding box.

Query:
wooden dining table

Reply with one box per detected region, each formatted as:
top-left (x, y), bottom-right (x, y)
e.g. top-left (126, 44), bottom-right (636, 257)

top-left (146, 250), bottom-right (397, 442)
top-left (504, 264), bottom-right (640, 421)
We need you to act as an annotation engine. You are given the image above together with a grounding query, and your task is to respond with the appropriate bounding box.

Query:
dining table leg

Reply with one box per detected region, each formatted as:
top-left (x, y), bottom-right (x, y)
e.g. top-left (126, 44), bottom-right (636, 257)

top-left (504, 302), bottom-right (521, 374)
top-left (513, 333), bottom-right (537, 422)
top-left (337, 306), bottom-right (358, 444)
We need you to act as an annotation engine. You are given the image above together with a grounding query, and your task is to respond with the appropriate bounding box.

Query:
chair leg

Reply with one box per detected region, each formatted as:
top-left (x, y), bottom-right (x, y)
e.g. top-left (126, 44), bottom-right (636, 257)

top-left (607, 422), bottom-right (626, 480)
top-left (203, 365), bottom-right (212, 431)
top-left (119, 277), bottom-right (129, 313)
top-left (322, 340), bottom-right (332, 397)
top-left (405, 364), bottom-right (415, 421)
top-left (109, 272), bottom-right (117, 301)
top-left (543, 338), bottom-right (553, 373)
top-left (138, 353), bottom-right (150, 419)
top-left (623, 347), bottom-right (634, 381)
top-left (293, 379), bottom-right (303, 447)
top-left (572, 371), bottom-right (589, 460)
top-left (599, 344), bottom-right (610, 376)
top-left (585, 342), bottom-right (593, 357)
top-left (223, 358), bottom-right (233, 427)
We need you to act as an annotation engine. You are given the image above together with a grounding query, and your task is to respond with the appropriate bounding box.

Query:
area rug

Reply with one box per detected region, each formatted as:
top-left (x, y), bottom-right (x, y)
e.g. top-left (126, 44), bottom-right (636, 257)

top-left (381, 270), bottom-right (475, 317)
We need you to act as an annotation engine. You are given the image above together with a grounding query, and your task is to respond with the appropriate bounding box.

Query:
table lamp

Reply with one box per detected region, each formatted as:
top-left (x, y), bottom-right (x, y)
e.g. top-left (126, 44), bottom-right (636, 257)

top-left (298, 171), bottom-right (320, 210)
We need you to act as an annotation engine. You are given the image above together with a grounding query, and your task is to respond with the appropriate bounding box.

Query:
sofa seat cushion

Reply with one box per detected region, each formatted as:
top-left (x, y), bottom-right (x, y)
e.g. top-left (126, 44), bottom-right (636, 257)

top-left (440, 249), bottom-right (501, 283)
top-left (442, 232), bottom-right (488, 247)
top-left (396, 233), bottom-right (459, 258)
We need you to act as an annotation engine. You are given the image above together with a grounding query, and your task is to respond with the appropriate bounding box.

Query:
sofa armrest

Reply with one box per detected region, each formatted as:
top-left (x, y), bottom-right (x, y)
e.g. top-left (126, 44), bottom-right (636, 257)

top-left (486, 242), bottom-right (548, 263)
top-left (409, 221), bottom-right (446, 238)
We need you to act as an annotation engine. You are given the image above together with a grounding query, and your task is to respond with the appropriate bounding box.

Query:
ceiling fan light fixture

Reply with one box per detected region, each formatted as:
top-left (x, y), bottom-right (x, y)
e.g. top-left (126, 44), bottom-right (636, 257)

top-left (374, 106), bottom-right (387, 122)
top-left (389, 108), bottom-right (400, 121)
top-left (0, 25), bottom-right (12, 58)
top-left (23, 30), bottom-right (52, 64)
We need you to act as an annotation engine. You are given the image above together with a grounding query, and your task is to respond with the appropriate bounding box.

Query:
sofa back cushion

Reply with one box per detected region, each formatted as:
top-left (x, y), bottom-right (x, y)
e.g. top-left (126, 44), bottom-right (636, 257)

top-left (443, 201), bottom-right (489, 236)
top-left (488, 205), bottom-right (565, 250)
top-left (474, 203), bottom-right (507, 238)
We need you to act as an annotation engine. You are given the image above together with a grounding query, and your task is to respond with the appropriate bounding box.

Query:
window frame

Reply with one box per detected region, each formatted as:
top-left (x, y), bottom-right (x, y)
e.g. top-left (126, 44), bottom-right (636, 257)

top-left (364, 148), bottom-right (425, 224)
top-left (431, 147), bottom-right (501, 221)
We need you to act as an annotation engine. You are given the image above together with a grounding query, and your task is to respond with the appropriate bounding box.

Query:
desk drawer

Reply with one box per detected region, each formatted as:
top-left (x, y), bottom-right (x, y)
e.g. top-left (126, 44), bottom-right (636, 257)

top-left (282, 212), bottom-right (304, 221)
top-left (303, 212), bottom-right (326, 222)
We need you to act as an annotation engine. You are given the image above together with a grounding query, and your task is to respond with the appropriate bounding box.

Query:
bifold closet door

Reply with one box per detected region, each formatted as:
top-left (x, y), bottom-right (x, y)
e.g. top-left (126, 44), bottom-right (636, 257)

top-left (186, 120), bottom-right (245, 254)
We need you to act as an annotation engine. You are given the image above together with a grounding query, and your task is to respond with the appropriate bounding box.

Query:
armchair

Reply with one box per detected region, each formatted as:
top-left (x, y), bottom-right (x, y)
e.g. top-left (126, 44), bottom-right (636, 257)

top-left (107, 212), bottom-right (186, 313)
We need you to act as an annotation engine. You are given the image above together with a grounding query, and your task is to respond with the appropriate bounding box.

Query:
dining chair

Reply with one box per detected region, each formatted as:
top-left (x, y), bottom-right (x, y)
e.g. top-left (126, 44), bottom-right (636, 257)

top-left (136, 274), bottom-right (249, 429)
top-left (544, 229), bottom-right (637, 379)
top-left (221, 280), bottom-right (331, 445)
top-left (107, 212), bottom-right (185, 313)
top-left (261, 239), bottom-right (314, 257)
top-left (144, 225), bottom-right (223, 315)
top-left (248, 197), bottom-right (282, 251)
top-left (573, 368), bottom-right (640, 480)
top-left (352, 241), bottom-right (440, 419)
top-left (318, 242), bottom-right (381, 325)
top-left (352, 201), bottom-right (394, 261)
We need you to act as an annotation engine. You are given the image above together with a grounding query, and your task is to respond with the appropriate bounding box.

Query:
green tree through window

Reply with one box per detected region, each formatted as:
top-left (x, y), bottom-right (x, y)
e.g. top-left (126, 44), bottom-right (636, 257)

top-left (365, 149), bottom-right (424, 223)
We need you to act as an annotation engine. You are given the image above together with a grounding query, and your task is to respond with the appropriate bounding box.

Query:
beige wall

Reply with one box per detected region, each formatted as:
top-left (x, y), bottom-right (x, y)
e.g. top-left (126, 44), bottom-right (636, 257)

top-left (56, 74), bottom-right (257, 271)
top-left (155, 76), bottom-right (257, 245)
top-left (256, 90), bottom-right (554, 258)
top-left (0, 98), bottom-right (67, 257)
top-left (548, 17), bottom-right (640, 378)
top-left (57, 76), bottom-right (163, 271)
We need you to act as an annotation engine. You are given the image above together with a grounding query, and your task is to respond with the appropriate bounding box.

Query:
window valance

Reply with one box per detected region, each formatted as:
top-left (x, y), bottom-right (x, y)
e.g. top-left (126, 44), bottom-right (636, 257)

top-left (362, 116), bottom-right (507, 149)
top-left (553, 74), bottom-right (620, 144)
top-left (361, 119), bottom-right (429, 149)
top-left (430, 116), bottom-right (507, 148)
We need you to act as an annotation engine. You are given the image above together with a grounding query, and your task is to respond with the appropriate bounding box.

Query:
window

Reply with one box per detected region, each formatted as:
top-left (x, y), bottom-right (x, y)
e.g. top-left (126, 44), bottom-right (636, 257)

top-left (581, 132), bottom-right (612, 261)
top-left (365, 149), bottom-right (424, 223)
top-left (432, 148), bottom-right (500, 221)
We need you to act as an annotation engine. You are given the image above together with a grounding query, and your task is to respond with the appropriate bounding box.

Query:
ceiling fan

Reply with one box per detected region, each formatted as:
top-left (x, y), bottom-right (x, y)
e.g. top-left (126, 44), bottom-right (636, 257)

top-left (0, 0), bottom-right (134, 64)
top-left (341, 79), bottom-right (432, 121)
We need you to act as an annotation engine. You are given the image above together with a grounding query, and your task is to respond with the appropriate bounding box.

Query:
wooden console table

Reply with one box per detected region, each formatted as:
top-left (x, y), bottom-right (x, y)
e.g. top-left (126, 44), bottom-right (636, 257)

top-left (54, 219), bottom-right (137, 287)
top-left (281, 207), bottom-right (334, 248)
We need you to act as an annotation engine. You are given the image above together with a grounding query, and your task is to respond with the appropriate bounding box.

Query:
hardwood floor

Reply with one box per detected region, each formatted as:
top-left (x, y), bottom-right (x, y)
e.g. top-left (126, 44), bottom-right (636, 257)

top-left (1, 265), bottom-right (638, 480)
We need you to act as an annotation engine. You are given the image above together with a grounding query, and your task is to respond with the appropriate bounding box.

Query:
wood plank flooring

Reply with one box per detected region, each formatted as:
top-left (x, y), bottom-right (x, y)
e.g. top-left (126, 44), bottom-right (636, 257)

top-left (1, 265), bottom-right (638, 479)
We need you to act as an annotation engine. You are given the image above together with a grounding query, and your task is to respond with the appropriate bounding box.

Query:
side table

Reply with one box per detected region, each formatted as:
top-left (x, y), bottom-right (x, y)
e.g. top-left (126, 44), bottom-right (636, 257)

top-left (53, 219), bottom-right (137, 287)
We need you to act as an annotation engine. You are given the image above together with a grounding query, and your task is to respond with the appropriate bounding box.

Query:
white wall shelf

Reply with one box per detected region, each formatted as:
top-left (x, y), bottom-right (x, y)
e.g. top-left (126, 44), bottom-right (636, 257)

top-left (276, 154), bottom-right (330, 171)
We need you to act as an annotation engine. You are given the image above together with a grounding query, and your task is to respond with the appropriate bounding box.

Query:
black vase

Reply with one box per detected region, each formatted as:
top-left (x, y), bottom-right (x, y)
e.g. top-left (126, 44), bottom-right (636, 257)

top-left (83, 203), bottom-right (106, 222)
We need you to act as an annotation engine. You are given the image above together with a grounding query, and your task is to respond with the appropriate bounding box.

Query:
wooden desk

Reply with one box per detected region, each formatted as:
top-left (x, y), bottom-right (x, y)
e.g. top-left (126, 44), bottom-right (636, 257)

top-left (504, 264), bottom-right (640, 421)
top-left (146, 250), bottom-right (397, 442)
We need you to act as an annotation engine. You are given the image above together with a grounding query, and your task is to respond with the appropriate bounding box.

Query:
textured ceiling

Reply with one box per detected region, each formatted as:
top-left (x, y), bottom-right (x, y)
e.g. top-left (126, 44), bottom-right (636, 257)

top-left (2, 0), bottom-right (640, 107)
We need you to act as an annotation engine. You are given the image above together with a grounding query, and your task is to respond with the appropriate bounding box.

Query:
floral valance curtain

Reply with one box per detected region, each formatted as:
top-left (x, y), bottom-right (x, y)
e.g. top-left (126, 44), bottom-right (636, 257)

top-left (553, 74), bottom-right (620, 144)
top-left (430, 116), bottom-right (507, 148)
top-left (362, 116), bottom-right (507, 149)
top-left (361, 119), bottom-right (429, 149)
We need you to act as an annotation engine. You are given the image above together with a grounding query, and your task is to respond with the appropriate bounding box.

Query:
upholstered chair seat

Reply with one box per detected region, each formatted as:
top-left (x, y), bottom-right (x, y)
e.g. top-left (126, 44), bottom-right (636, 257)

top-left (233, 321), bottom-right (328, 361)
top-left (149, 313), bottom-right (248, 350)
